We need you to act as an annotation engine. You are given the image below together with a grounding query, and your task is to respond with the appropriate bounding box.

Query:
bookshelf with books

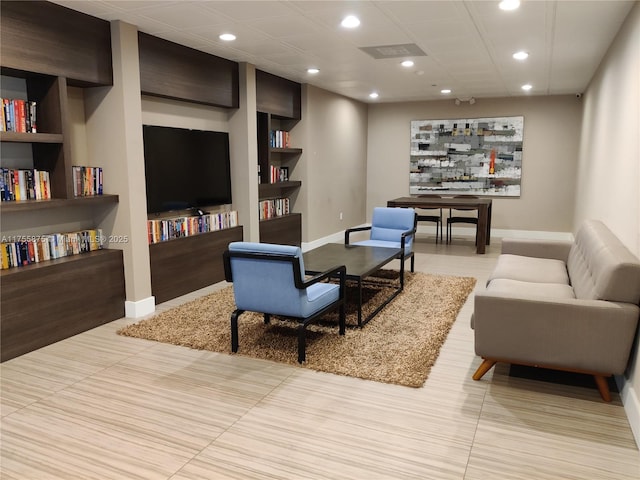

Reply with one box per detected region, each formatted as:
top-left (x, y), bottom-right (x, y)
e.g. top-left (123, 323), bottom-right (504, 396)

top-left (0, 2), bottom-right (125, 361)
top-left (256, 71), bottom-right (303, 246)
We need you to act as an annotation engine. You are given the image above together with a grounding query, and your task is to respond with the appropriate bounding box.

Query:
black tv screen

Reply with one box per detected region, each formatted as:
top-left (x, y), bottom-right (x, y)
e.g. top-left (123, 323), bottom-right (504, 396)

top-left (143, 125), bottom-right (232, 214)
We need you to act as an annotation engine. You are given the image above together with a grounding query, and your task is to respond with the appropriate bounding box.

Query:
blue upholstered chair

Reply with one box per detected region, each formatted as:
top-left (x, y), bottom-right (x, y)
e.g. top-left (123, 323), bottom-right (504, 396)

top-left (223, 242), bottom-right (346, 363)
top-left (344, 207), bottom-right (417, 272)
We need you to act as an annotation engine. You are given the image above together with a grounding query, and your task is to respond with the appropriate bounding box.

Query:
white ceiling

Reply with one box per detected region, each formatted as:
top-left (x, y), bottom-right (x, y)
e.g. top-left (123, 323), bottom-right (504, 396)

top-left (51, 0), bottom-right (635, 103)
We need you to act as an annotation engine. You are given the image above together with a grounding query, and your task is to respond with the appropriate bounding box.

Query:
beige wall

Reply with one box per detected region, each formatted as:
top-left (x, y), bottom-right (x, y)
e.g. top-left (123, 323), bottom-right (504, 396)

top-left (301, 85), bottom-right (368, 242)
top-left (575, 3), bottom-right (640, 439)
top-left (366, 96), bottom-right (582, 232)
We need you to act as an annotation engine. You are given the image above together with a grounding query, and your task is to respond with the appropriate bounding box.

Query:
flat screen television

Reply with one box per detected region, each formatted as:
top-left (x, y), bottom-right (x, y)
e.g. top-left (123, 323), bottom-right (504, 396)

top-left (142, 125), bottom-right (232, 214)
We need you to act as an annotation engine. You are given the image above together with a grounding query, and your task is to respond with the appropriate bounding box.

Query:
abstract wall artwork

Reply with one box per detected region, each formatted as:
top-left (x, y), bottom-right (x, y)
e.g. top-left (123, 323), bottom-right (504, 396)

top-left (410, 116), bottom-right (524, 197)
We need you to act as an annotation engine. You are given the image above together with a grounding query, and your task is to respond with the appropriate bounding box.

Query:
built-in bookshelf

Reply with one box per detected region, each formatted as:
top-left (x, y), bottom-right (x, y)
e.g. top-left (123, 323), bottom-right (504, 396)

top-left (1, 228), bottom-right (104, 270)
top-left (147, 210), bottom-right (239, 244)
top-left (0, 1), bottom-right (124, 362)
top-left (257, 113), bottom-right (302, 246)
top-left (259, 197), bottom-right (290, 220)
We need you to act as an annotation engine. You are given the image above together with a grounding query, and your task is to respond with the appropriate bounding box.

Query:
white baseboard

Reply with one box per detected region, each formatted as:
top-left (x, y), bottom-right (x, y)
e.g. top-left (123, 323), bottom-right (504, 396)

top-left (125, 296), bottom-right (156, 318)
top-left (616, 375), bottom-right (640, 449)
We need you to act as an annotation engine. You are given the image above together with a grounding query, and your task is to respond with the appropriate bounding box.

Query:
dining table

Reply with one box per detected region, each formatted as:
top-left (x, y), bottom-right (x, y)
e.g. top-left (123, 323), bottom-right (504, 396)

top-left (387, 196), bottom-right (493, 254)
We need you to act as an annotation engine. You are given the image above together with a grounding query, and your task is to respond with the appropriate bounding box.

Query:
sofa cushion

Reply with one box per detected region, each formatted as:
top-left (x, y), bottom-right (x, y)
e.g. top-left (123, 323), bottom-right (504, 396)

top-left (567, 220), bottom-right (640, 303)
top-left (487, 278), bottom-right (576, 299)
top-left (488, 254), bottom-right (570, 285)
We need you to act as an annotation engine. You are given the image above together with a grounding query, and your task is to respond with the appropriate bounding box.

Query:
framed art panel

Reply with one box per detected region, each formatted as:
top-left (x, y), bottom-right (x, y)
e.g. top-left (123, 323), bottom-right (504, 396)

top-left (410, 116), bottom-right (524, 197)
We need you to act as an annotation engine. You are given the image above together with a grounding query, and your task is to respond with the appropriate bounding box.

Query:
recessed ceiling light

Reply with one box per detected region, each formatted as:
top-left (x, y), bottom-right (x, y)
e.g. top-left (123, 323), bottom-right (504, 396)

top-left (513, 51), bottom-right (529, 60)
top-left (219, 33), bottom-right (236, 41)
top-left (521, 84), bottom-right (533, 91)
top-left (401, 60), bottom-right (414, 68)
top-left (341, 15), bottom-right (360, 28)
top-left (307, 68), bottom-right (319, 74)
top-left (369, 92), bottom-right (379, 99)
top-left (499, 0), bottom-right (520, 11)
top-left (441, 89), bottom-right (452, 94)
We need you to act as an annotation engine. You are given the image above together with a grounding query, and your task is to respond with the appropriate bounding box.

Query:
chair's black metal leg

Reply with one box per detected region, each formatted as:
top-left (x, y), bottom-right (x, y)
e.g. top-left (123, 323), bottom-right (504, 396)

top-left (231, 309), bottom-right (243, 353)
top-left (410, 253), bottom-right (414, 273)
top-left (339, 301), bottom-right (346, 335)
top-left (263, 313), bottom-right (270, 324)
top-left (298, 324), bottom-right (306, 363)
top-left (357, 278), bottom-right (363, 327)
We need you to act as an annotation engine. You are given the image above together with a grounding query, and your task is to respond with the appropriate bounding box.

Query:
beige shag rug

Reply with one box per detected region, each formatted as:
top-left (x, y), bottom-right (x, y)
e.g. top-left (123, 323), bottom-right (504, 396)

top-left (118, 271), bottom-right (476, 387)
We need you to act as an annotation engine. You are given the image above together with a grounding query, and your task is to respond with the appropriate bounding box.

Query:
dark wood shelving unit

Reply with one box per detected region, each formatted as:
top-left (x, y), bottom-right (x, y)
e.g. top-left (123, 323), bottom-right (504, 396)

top-left (259, 214), bottom-right (302, 246)
top-left (138, 32), bottom-right (239, 108)
top-left (0, 131), bottom-right (64, 143)
top-left (256, 72), bottom-right (303, 246)
top-left (0, 1), bottom-right (123, 362)
top-left (1, 249), bottom-right (125, 362)
top-left (258, 181), bottom-right (302, 199)
top-left (0, 194), bottom-right (119, 213)
top-left (149, 226), bottom-right (244, 304)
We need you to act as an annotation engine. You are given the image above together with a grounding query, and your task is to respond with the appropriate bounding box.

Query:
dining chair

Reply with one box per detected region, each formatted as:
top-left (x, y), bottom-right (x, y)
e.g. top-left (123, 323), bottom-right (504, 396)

top-left (446, 195), bottom-right (479, 245)
top-left (416, 194), bottom-right (443, 243)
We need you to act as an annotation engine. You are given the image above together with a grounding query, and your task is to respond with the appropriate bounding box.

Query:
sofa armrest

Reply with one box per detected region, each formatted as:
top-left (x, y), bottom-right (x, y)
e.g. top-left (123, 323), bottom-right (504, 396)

top-left (501, 238), bottom-right (573, 262)
top-left (473, 291), bottom-right (639, 374)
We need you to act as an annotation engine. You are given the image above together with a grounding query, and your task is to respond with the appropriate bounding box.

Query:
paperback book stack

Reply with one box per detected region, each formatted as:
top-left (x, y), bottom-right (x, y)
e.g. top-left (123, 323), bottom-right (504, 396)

top-left (1, 98), bottom-right (37, 133)
top-left (259, 197), bottom-right (290, 220)
top-left (0, 168), bottom-right (51, 201)
top-left (268, 165), bottom-right (289, 183)
top-left (72, 166), bottom-right (103, 196)
top-left (270, 129), bottom-right (290, 148)
top-left (0, 229), bottom-right (103, 269)
top-left (147, 210), bottom-right (239, 244)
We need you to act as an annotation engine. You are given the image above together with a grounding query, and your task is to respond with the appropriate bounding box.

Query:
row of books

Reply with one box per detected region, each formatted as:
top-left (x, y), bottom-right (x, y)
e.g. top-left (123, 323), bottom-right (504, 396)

top-left (268, 165), bottom-right (289, 183)
top-left (1, 98), bottom-right (37, 133)
top-left (72, 166), bottom-right (103, 197)
top-left (0, 229), bottom-right (103, 270)
top-left (0, 168), bottom-right (51, 202)
top-left (147, 210), bottom-right (239, 244)
top-left (259, 197), bottom-right (290, 220)
top-left (270, 129), bottom-right (291, 148)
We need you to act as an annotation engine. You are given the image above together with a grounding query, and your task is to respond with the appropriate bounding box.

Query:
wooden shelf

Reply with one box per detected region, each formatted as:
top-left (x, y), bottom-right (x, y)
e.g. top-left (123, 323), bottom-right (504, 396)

top-left (258, 181), bottom-right (301, 199)
top-left (0, 194), bottom-right (119, 213)
top-left (270, 147), bottom-right (302, 155)
top-left (0, 131), bottom-right (63, 143)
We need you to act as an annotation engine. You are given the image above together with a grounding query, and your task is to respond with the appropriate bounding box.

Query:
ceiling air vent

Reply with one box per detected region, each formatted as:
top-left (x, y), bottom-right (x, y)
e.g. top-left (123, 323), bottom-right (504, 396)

top-left (359, 43), bottom-right (427, 59)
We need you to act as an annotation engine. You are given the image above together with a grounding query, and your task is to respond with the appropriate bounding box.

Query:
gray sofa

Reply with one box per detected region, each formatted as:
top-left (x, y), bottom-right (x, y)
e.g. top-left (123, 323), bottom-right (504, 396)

top-left (472, 219), bottom-right (640, 401)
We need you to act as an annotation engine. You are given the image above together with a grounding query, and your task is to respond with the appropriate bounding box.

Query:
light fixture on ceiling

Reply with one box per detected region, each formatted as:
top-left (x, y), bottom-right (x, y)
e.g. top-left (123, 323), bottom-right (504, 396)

top-left (401, 60), bottom-right (414, 67)
top-left (307, 68), bottom-right (320, 74)
top-left (219, 33), bottom-right (236, 41)
top-left (499, 0), bottom-right (520, 11)
top-left (441, 89), bottom-right (452, 94)
top-left (521, 84), bottom-right (533, 91)
top-left (454, 97), bottom-right (476, 105)
top-left (369, 92), bottom-right (379, 99)
top-left (513, 51), bottom-right (529, 60)
top-left (341, 15), bottom-right (360, 28)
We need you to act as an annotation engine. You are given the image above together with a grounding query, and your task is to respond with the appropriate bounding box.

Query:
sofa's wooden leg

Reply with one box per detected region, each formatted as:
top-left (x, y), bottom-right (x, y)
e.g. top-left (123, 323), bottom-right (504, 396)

top-left (593, 375), bottom-right (612, 402)
top-left (473, 359), bottom-right (497, 380)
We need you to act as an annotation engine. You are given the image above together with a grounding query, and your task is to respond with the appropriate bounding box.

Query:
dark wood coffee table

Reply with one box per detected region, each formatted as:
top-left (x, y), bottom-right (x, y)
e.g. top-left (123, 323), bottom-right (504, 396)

top-left (303, 243), bottom-right (404, 327)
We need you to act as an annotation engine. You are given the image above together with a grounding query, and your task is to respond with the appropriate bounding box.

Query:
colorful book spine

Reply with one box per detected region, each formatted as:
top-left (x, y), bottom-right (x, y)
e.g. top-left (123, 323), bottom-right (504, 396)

top-left (146, 211), bottom-right (239, 244)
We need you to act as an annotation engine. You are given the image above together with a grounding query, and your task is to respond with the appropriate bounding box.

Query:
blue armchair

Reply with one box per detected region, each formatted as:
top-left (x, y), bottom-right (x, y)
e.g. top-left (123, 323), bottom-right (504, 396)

top-left (344, 207), bottom-right (417, 272)
top-left (223, 242), bottom-right (346, 363)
